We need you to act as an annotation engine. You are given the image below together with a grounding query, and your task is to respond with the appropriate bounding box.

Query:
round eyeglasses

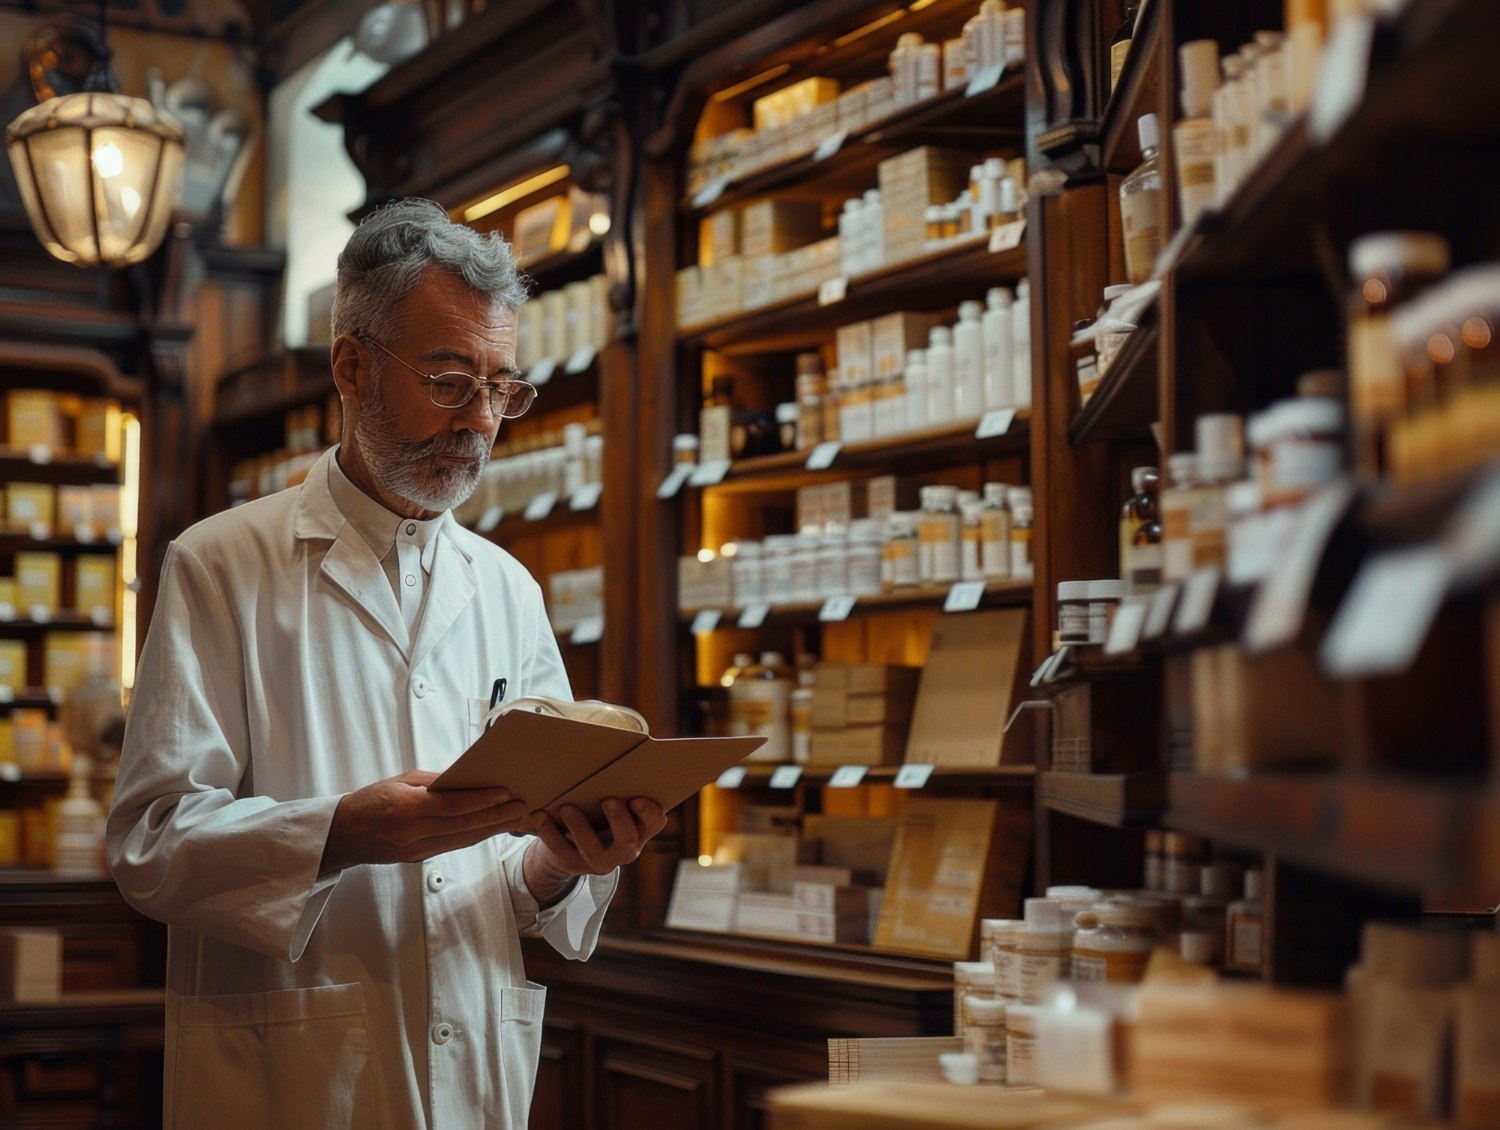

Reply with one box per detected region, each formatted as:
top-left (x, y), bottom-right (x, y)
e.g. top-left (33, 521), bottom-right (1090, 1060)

top-left (362, 337), bottom-right (537, 418)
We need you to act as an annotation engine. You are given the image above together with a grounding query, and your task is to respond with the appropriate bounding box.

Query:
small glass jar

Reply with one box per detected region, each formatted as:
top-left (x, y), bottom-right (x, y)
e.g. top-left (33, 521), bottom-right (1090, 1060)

top-left (730, 540), bottom-right (764, 607)
top-left (1088, 579), bottom-right (1125, 644)
top-left (762, 534), bottom-right (797, 605)
top-left (884, 511), bottom-right (921, 590)
top-left (775, 402), bottom-right (799, 452)
top-left (1264, 397), bottom-right (1345, 507)
top-left (672, 432), bottom-right (699, 467)
top-left (816, 528), bottom-right (849, 599)
top-left (953, 961), bottom-right (998, 1036)
top-left (964, 995), bottom-right (1008, 1084)
top-left (960, 497), bottom-right (985, 583)
top-left (919, 485), bottom-right (961, 584)
top-left (846, 518), bottom-right (884, 596)
top-left (1225, 868), bottom-right (1264, 975)
top-left (1057, 581), bottom-right (1092, 646)
top-left (1161, 832), bottom-right (1208, 895)
top-left (1071, 901), bottom-right (1160, 984)
top-left (980, 483), bottom-right (1011, 580)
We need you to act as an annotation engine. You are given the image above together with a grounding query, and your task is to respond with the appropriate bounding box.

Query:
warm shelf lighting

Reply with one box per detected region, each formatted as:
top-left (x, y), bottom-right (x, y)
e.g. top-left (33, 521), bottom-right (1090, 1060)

top-left (587, 210), bottom-right (611, 236)
top-left (710, 64), bottom-right (791, 103)
top-left (6, 92), bottom-right (185, 267)
top-left (462, 165), bottom-right (570, 223)
top-left (697, 548), bottom-right (716, 563)
top-left (697, 855), bottom-right (713, 867)
top-left (831, 9), bottom-right (906, 48)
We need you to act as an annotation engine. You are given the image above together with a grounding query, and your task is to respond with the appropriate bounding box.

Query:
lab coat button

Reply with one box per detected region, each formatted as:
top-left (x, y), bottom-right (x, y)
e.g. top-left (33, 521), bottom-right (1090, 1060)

top-left (431, 1022), bottom-right (454, 1045)
top-left (406, 524), bottom-right (416, 535)
top-left (412, 679), bottom-right (427, 698)
top-left (427, 872), bottom-right (446, 892)
top-left (404, 574), bottom-right (416, 587)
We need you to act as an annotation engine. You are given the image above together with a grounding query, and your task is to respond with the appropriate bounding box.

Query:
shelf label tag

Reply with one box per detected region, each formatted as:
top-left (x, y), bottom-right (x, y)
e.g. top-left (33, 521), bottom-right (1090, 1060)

top-left (74, 523), bottom-right (94, 544)
top-left (988, 220), bottom-right (1026, 253)
top-left (1104, 596), bottom-right (1149, 655)
top-left (1310, 13), bottom-right (1373, 143)
top-left (818, 277), bottom-right (848, 306)
top-left (894, 763), bottom-right (935, 789)
top-left (0, 686), bottom-right (12, 704)
top-left (737, 603), bottom-right (770, 629)
top-left (524, 492), bottom-right (557, 521)
top-left (28, 521), bottom-right (48, 542)
top-left (1321, 545), bottom-right (1451, 677)
top-left (819, 595), bottom-right (856, 622)
top-left (966, 63), bottom-right (1005, 97)
top-left (93, 451), bottom-right (114, 469)
top-left (656, 464), bottom-right (694, 499)
top-left (569, 482), bottom-right (603, 511)
top-left (0, 763), bottom-right (18, 783)
top-left (0, 604), bottom-right (15, 622)
top-left (828, 765), bottom-right (869, 788)
top-left (688, 458), bottom-right (732, 487)
top-left (693, 176), bottom-right (729, 209)
top-left (477, 506), bottom-right (504, 532)
top-left (805, 441), bottom-right (841, 470)
top-left (28, 605), bottom-right (50, 625)
top-left (976, 408), bottom-right (1016, 439)
top-left (690, 608), bottom-right (722, 635)
top-left (528, 357), bottom-right (557, 386)
top-left (1142, 583), bottom-right (1179, 640)
top-left (26, 444), bottom-right (51, 465)
top-left (1244, 479), bottom-right (1357, 653)
top-left (88, 606), bottom-right (112, 627)
top-left (1173, 565), bottom-right (1221, 636)
top-left (944, 581), bottom-right (986, 612)
top-left (564, 346), bottom-right (596, 375)
top-left (569, 616), bottom-right (604, 646)
top-left (768, 765), bottom-right (803, 789)
top-left (813, 129), bottom-right (849, 162)
top-left (716, 765), bottom-right (748, 789)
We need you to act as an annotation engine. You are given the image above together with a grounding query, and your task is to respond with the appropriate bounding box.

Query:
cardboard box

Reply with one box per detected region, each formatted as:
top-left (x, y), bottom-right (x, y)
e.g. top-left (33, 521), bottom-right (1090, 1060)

top-left (877, 147), bottom-right (974, 265)
top-left (6, 483), bottom-right (53, 533)
top-left (14, 553), bottom-right (60, 618)
top-left (665, 860), bottom-right (743, 931)
top-left (703, 207), bottom-right (740, 265)
top-left (752, 77), bottom-right (839, 132)
top-left (55, 485), bottom-right (92, 537)
top-left (873, 795), bottom-right (1031, 959)
top-left (678, 554), bottom-right (733, 611)
top-left (802, 815), bottom-right (899, 882)
top-left (703, 256), bottom-right (746, 321)
top-left (74, 399), bottom-right (121, 462)
top-left (743, 255), bottom-right (781, 310)
top-left (790, 864), bottom-right (854, 889)
top-left (835, 321), bottom-right (874, 387)
top-left (714, 832), bottom-right (799, 892)
top-left (74, 556), bottom-right (115, 622)
top-left (865, 475), bottom-right (920, 520)
top-left (811, 725), bottom-right (908, 767)
top-left (676, 266), bottom-right (705, 329)
top-left (814, 663), bottom-right (921, 695)
top-left (872, 313), bottom-right (941, 383)
top-left (734, 891), bottom-right (800, 937)
top-left (904, 609), bottom-right (1030, 767)
top-left (741, 199), bottom-right (824, 258)
top-left (44, 633), bottom-right (84, 694)
top-left (541, 289), bottom-right (569, 361)
top-left (796, 908), bottom-right (868, 944)
top-left (812, 687), bottom-right (916, 730)
top-left (1192, 643), bottom-right (1350, 772)
top-left (0, 928), bottom-right (60, 1003)
top-left (0, 641), bottom-right (26, 691)
top-left (6, 391), bottom-right (64, 450)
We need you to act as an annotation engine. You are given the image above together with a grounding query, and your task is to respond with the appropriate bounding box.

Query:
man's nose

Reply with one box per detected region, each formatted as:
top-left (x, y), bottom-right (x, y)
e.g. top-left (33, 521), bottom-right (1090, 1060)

top-left (453, 386), bottom-right (499, 432)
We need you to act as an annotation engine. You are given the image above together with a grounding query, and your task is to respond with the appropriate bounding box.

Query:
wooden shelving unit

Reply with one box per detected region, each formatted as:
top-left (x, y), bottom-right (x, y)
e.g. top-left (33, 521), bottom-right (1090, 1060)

top-left (680, 579), bottom-right (1032, 628)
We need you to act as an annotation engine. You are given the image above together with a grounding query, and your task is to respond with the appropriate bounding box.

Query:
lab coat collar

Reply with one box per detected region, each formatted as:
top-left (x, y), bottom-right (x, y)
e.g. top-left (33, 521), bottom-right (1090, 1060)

top-left (410, 520), bottom-right (477, 672)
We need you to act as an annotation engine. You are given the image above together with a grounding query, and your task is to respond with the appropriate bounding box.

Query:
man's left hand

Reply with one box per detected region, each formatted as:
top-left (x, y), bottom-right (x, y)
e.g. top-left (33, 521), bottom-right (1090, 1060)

top-left (522, 798), bottom-right (667, 906)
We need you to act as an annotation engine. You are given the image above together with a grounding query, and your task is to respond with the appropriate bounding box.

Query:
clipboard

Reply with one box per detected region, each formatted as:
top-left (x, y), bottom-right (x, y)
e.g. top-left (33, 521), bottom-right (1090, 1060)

top-left (429, 708), bottom-right (767, 822)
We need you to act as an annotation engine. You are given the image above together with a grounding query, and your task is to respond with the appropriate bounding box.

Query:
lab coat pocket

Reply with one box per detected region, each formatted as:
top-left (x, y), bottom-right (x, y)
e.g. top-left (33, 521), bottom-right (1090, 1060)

top-left (172, 983), bottom-right (375, 1130)
top-left (470, 698), bottom-right (491, 744)
top-left (497, 982), bottom-right (547, 1127)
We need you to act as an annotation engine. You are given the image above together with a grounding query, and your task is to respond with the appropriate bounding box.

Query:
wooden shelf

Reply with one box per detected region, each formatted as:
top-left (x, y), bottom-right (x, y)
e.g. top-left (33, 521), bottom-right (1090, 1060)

top-left (1069, 319), bottom-right (1158, 445)
top-left (0, 689), bottom-right (60, 710)
top-left (1100, 0), bottom-right (1161, 176)
top-left (0, 533), bottom-right (121, 555)
top-left (703, 416), bottom-right (1030, 495)
top-left (212, 349), bottom-right (335, 428)
top-left (1038, 770), bottom-right (1166, 826)
top-left (724, 762), bottom-right (1035, 788)
top-left (0, 449), bottom-right (119, 485)
top-left (685, 76), bottom-right (1026, 216)
top-left (681, 240), bottom-right (1029, 352)
top-left (529, 356), bottom-right (601, 413)
top-left (682, 579), bottom-right (1033, 627)
top-left (520, 240), bottom-right (604, 292)
top-left (0, 612), bottom-right (113, 633)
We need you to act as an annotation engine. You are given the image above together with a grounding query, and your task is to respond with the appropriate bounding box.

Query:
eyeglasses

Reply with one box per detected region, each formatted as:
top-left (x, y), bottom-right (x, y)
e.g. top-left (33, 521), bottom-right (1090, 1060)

top-left (362, 338), bottom-right (537, 418)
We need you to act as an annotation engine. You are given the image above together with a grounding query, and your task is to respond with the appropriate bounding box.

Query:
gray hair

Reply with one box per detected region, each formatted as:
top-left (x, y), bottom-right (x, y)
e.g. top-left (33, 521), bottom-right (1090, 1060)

top-left (330, 198), bottom-right (528, 344)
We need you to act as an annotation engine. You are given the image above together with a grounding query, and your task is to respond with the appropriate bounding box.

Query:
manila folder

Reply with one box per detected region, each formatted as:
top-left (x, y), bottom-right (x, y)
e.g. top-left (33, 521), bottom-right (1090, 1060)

top-left (429, 709), bottom-right (766, 822)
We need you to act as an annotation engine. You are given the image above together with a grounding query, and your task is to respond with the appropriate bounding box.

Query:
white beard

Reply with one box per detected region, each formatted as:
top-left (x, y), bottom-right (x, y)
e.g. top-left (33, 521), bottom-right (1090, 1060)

top-left (354, 368), bottom-right (491, 511)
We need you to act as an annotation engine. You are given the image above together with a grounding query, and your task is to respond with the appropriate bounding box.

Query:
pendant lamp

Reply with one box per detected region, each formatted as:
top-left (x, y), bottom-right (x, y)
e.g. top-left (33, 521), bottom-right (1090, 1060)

top-left (7, 92), bottom-right (185, 267)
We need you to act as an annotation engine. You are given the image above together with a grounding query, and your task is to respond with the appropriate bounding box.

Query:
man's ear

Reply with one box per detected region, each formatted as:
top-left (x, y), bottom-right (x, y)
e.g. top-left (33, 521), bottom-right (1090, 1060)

top-left (330, 335), bottom-right (367, 407)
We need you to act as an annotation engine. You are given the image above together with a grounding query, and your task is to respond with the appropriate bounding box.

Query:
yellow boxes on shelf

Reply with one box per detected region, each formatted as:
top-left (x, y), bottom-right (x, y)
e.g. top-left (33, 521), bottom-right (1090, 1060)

top-left (740, 199), bottom-right (824, 258)
top-left (0, 810), bottom-right (19, 866)
top-left (74, 556), bottom-right (115, 623)
top-left (877, 147), bottom-right (973, 265)
top-left (5, 483), bottom-right (54, 534)
top-left (0, 640), bottom-right (27, 691)
top-left (91, 484), bottom-right (122, 539)
top-left (74, 398), bottom-right (122, 462)
top-left (55, 485), bottom-right (92, 539)
top-left (6, 391), bottom-right (64, 451)
top-left (14, 553), bottom-right (60, 619)
top-left (43, 631), bottom-right (114, 696)
top-left (752, 77), bottom-right (838, 132)
top-left (701, 208), bottom-right (740, 265)
top-left (873, 312), bottom-right (941, 383)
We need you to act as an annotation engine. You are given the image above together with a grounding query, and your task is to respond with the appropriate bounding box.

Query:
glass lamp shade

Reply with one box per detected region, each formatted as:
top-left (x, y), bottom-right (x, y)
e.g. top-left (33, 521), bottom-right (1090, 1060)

top-left (6, 92), bottom-right (186, 268)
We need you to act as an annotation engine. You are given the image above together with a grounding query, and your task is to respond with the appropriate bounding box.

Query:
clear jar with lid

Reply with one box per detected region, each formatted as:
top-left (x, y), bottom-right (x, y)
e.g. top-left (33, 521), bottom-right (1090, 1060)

top-left (1160, 451), bottom-right (1199, 583)
top-left (1088, 580), bottom-right (1124, 643)
top-left (918, 485), bottom-right (961, 584)
top-left (1013, 922), bottom-right (1068, 1005)
top-left (1160, 832), bottom-right (1207, 895)
top-left (1143, 829), bottom-right (1165, 891)
top-left (816, 528), bottom-right (849, 599)
top-left (1348, 232), bottom-right (1451, 477)
top-left (1225, 868), bottom-right (1264, 975)
top-left (846, 518), bottom-right (884, 596)
top-left (1005, 1004), bottom-right (1042, 1084)
top-left (788, 532), bottom-right (821, 603)
top-left (960, 495), bottom-right (985, 582)
top-left (963, 995), bottom-right (1008, 1084)
top-left (980, 483), bottom-right (1011, 579)
top-left (1057, 581), bottom-right (1092, 646)
top-left (672, 433), bottom-right (700, 467)
top-left (762, 534), bottom-right (797, 605)
top-left (980, 919), bottom-right (1022, 1001)
top-left (774, 402), bottom-right (799, 453)
top-left (1071, 901), bottom-right (1161, 983)
top-left (1181, 893), bottom-right (1227, 961)
top-left (953, 961), bottom-right (997, 1035)
top-left (883, 511), bottom-right (921, 590)
top-left (1262, 397), bottom-right (1345, 507)
top-left (730, 540), bottom-right (764, 607)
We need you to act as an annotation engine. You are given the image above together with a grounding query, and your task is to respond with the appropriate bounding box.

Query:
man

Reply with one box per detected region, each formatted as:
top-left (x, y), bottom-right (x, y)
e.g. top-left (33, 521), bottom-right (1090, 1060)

top-left (107, 198), bottom-right (665, 1130)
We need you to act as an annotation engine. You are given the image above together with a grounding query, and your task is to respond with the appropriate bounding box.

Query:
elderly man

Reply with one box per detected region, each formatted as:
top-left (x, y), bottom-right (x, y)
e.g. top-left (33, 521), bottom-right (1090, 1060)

top-left (107, 198), bottom-right (664, 1130)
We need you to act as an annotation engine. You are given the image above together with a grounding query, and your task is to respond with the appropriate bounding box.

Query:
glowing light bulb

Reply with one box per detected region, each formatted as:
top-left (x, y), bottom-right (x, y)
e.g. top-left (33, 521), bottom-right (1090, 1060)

top-left (698, 855), bottom-right (713, 866)
top-left (697, 548), bottom-right (715, 563)
top-left (120, 186), bottom-right (142, 219)
top-left (588, 211), bottom-right (611, 236)
top-left (91, 141), bottom-right (124, 179)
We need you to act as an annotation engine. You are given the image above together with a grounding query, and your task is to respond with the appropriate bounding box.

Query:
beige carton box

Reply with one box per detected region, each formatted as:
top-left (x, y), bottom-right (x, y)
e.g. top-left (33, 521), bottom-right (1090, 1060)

top-left (835, 321), bottom-right (874, 387)
top-left (0, 928), bottom-right (60, 1003)
top-left (904, 609), bottom-right (1030, 767)
top-left (743, 255), bottom-right (781, 310)
top-left (44, 633), bottom-right (86, 695)
top-left (676, 266), bottom-right (705, 329)
top-left (877, 147), bottom-right (974, 265)
top-left (90, 485), bottom-right (121, 539)
top-left (55, 486), bottom-right (92, 538)
top-left (740, 199), bottom-right (824, 258)
top-left (74, 399), bottom-right (121, 462)
top-left (75, 556), bottom-right (116, 622)
top-left (703, 256), bottom-right (746, 322)
top-left (14, 553), bottom-right (60, 618)
top-left (6, 391), bottom-right (64, 450)
top-left (873, 312), bottom-right (942, 382)
top-left (0, 640), bottom-right (26, 691)
top-left (6, 483), bottom-right (54, 534)
top-left (702, 207), bottom-right (740, 265)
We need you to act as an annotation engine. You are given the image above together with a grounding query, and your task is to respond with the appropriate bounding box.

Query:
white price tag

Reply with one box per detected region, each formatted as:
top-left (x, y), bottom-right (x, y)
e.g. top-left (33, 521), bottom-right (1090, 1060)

top-left (819, 595), bottom-right (857, 622)
top-left (28, 522), bottom-right (48, 542)
top-left (716, 765), bottom-right (749, 789)
top-left (569, 616), bottom-right (604, 645)
top-left (818, 277), bottom-right (848, 306)
top-left (564, 346), bottom-right (596, 375)
top-left (28, 605), bottom-right (50, 624)
top-left (737, 603), bottom-right (770, 629)
top-left (988, 220), bottom-right (1026, 253)
top-left (692, 176), bottom-right (729, 209)
top-left (894, 763), bottom-right (935, 789)
top-left (0, 763), bottom-right (18, 783)
top-left (88, 606), bottom-right (111, 627)
top-left (0, 686), bottom-right (12, 704)
top-left (805, 441), bottom-right (841, 470)
top-left (828, 765), bottom-right (868, 788)
top-left (1320, 546), bottom-right (1451, 678)
top-left (523, 492), bottom-right (557, 521)
top-left (768, 765), bottom-right (804, 789)
top-left (1244, 479), bottom-right (1357, 653)
top-left (690, 609), bottom-right (721, 635)
top-left (0, 604), bottom-right (15, 622)
top-left (569, 482), bottom-right (603, 511)
top-left (976, 408), bottom-right (1016, 439)
top-left (1310, 13), bottom-right (1374, 143)
top-left (74, 523), bottom-right (94, 544)
top-left (1104, 596), bottom-right (1149, 655)
top-left (944, 581), bottom-right (986, 612)
top-left (1143, 583), bottom-right (1179, 640)
top-left (688, 459), bottom-right (732, 487)
top-left (477, 506), bottom-right (504, 532)
top-left (528, 357), bottom-right (557, 386)
top-left (26, 444), bottom-right (51, 465)
top-left (656, 464), bottom-right (694, 499)
top-left (813, 129), bottom-right (849, 162)
top-left (965, 64), bottom-right (1005, 97)
top-left (1173, 566), bottom-right (1221, 636)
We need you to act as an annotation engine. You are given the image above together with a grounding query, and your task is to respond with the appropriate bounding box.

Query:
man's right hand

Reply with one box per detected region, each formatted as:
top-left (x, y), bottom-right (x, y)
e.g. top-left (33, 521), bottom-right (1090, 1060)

top-left (319, 770), bottom-right (530, 877)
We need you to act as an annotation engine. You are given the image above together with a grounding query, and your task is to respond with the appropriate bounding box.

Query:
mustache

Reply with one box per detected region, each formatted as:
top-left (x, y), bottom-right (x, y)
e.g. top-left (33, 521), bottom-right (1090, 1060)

top-left (403, 429), bottom-right (491, 462)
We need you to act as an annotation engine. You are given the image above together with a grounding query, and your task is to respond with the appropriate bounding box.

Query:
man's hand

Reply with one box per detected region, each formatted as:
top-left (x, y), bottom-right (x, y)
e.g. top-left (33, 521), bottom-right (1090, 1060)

top-left (320, 770), bottom-right (530, 877)
top-left (523, 798), bottom-right (667, 906)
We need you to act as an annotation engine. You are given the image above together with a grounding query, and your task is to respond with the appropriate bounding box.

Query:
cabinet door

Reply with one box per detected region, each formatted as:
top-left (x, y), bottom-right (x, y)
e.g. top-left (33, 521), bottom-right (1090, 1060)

top-left (530, 1019), bottom-right (583, 1130)
top-left (593, 1032), bottom-right (717, 1130)
top-left (730, 1058), bottom-right (819, 1130)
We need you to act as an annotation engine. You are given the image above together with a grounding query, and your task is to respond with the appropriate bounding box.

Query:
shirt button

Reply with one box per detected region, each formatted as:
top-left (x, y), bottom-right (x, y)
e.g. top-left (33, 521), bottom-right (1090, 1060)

top-left (412, 679), bottom-right (427, 698)
top-left (431, 1022), bottom-right (454, 1045)
top-left (427, 872), bottom-right (446, 893)
top-left (406, 524), bottom-right (416, 535)
top-left (404, 574), bottom-right (416, 587)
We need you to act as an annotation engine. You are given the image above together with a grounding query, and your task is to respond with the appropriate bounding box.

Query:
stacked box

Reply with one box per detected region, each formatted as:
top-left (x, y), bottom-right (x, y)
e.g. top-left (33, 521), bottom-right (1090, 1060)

top-left (878, 147), bottom-right (974, 265)
top-left (702, 257), bottom-right (746, 323)
top-left (548, 566), bottom-right (604, 633)
top-left (752, 77), bottom-right (839, 131)
top-left (835, 322), bottom-right (874, 388)
top-left (678, 555), bottom-right (733, 611)
top-left (865, 475), bottom-right (921, 520)
top-left (74, 557), bottom-right (115, 622)
top-left (809, 663), bottom-right (922, 766)
top-left (664, 860), bottom-right (743, 932)
top-left (74, 399), bottom-right (121, 462)
top-left (6, 391), bottom-right (64, 450)
top-left (743, 255), bottom-right (782, 310)
top-left (740, 199), bottom-right (824, 258)
top-left (873, 312), bottom-right (942, 383)
top-left (0, 641), bottom-right (26, 691)
top-left (702, 208), bottom-right (740, 266)
top-left (0, 928), bottom-right (60, 1003)
top-left (676, 266), bottom-right (705, 329)
top-left (796, 481), bottom-right (869, 533)
top-left (14, 553), bottom-right (59, 618)
top-left (91, 485), bottom-right (121, 538)
top-left (6, 484), bottom-right (53, 534)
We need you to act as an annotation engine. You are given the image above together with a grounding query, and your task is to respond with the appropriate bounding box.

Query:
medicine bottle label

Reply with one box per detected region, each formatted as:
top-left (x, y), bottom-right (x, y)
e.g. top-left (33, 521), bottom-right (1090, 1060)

top-left (1072, 946), bottom-right (1150, 983)
top-left (964, 1023), bottom-right (1008, 1084)
top-left (1121, 189), bottom-right (1161, 284)
top-left (1072, 953), bottom-right (1107, 982)
top-left (1017, 954), bottom-right (1061, 1004)
top-left (1007, 1033), bottom-right (1037, 1085)
top-left (1232, 918), bottom-right (1262, 969)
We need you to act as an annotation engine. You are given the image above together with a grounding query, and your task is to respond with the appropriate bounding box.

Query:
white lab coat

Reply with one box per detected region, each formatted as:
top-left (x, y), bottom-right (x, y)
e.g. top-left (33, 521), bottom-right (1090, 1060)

top-left (107, 447), bottom-right (617, 1130)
